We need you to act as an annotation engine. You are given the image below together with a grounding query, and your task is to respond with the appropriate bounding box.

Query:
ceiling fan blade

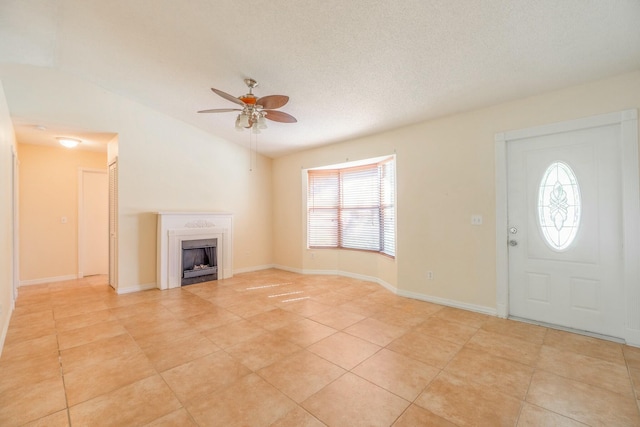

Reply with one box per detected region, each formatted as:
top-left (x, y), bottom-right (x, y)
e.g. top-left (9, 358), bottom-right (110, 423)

top-left (264, 110), bottom-right (297, 123)
top-left (197, 108), bottom-right (242, 113)
top-left (211, 88), bottom-right (245, 106)
top-left (256, 95), bottom-right (289, 110)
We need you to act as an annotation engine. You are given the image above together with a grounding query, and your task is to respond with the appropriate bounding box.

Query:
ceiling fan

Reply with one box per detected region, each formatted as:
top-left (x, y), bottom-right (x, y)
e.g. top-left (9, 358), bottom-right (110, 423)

top-left (198, 78), bottom-right (297, 132)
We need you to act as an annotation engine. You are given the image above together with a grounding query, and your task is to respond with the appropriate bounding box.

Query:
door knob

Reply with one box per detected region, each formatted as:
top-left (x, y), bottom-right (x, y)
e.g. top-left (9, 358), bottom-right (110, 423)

top-left (509, 240), bottom-right (518, 246)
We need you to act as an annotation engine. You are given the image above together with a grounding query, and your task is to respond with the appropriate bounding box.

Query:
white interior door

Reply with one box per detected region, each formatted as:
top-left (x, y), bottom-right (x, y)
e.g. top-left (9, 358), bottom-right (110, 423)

top-left (79, 169), bottom-right (108, 277)
top-left (507, 122), bottom-right (624, 338)
top-left (108, 160), bottom-right (118, 289)
top-left (12, 147), bottom-right (19, 301)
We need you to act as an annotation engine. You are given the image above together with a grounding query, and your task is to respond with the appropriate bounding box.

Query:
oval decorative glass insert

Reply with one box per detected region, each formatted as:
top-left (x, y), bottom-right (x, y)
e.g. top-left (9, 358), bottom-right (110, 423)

top-left (537, 161), bottom-right (581, 250)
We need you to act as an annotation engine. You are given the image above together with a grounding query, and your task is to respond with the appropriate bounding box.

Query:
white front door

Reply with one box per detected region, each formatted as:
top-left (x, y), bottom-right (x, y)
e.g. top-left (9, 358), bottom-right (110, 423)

top-left (507, 120), bottom-right (624, 337)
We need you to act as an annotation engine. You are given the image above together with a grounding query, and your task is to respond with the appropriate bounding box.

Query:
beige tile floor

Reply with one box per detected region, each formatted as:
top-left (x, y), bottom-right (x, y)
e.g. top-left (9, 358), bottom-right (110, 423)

top-left (1, 270), bottom-right (639, 426)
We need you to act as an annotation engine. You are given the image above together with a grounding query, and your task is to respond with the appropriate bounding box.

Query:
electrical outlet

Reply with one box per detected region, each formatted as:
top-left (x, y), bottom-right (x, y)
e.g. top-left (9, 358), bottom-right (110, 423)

top-left (310, 252), bottom-right (315, 259)
top-left (61, 216), bottom-right (68, 224)
top-left (471, 215), bottom-right (483, 226)
top-left (426, 271), bottom-right (434, 280)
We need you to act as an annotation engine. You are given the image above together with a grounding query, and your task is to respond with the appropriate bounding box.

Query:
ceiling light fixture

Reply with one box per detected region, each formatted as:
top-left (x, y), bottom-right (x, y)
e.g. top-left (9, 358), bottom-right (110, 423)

top-left (236, 81), bottom-right (264, 134)
top-left (57, 137), bottom-right (81, 148)
top-left (198, 79), bottom-right (297, 172)
top-left (198, 78), bottom-right (297, 133)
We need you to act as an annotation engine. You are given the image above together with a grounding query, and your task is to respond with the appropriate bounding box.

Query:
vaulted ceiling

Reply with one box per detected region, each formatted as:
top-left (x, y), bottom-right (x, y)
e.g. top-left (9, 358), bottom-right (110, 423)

top-left (1, 1), bottom-right (640, 157)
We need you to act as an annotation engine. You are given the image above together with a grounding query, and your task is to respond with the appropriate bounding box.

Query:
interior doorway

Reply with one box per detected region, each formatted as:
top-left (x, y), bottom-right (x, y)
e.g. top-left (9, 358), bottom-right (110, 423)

top-left (78, 168), bottom-right (108, 277)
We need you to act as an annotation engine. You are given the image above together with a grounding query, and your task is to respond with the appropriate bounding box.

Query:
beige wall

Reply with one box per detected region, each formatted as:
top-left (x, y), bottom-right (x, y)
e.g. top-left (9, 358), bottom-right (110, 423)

top-left (0, 82), bottom-right (16, 353)
top-left (0, 65), bottom-right (273, 293)
top-left (17, 143), bottom-right (107, 282)
top-left (273, 70), bottom-right (640, 312)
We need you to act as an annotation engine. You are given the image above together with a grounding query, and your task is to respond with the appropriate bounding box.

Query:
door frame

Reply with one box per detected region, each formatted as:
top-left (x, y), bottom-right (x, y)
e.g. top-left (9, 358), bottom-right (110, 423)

top-left (77, 167), bottom-right (108, 278)
top-left (108, 158), bottom-right (118, 290)
top-left (495, 109), bottom-right (640, 345)
top-left (11, 145), bottom-right (19, 304)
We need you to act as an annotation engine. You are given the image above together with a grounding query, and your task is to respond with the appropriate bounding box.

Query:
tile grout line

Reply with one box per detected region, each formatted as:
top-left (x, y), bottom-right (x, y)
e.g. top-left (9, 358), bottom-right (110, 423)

top-left (622, 348), bottom-right (640, 418)
top-left (130, 285), bottom-right (212, 425)
top-left (515, 328), bottom-right (541, 427)
top-left (520, 328), bottom-right (597, 426)
top-left (54, 313), bottom-right (73, 427)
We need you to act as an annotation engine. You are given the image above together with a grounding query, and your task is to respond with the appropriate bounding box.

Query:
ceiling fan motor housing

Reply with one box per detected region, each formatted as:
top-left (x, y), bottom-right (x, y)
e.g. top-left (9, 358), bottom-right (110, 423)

top-left (240, 94), bottom-right (257, 104)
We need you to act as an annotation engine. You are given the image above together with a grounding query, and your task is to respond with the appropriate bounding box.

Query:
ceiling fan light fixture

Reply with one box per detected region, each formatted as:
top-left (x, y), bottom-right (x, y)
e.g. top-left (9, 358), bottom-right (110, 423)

top-left (238, 114), bottom-right (250, 128)
top-left (198, 79), bottom-right (296, 131)
top-left (257, 115), bottom-right (267, 129)
top-left (57, 137), bottom-right (81, 148)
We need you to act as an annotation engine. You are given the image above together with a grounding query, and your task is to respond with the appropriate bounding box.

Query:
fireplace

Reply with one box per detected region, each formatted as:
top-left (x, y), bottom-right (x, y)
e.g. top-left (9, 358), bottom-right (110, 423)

top-left (157, 212), bottom-right (233, 290)
top-left (182, 238), bottom-right (218, 285)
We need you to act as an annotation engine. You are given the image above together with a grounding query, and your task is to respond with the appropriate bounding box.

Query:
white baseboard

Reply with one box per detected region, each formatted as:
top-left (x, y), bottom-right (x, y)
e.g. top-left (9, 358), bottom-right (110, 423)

top-left (234, 264), bottom-right (276, 275)
top-left (20, 274), bottom-right (77, 286)
top-left (496, 302), bottom-right (508, 319)
top-left (274, 265), bottom-right (496, 316)
top-left (116, 283), bottom-right (157, 295)
top-left (273, 265), bottom-right (303, 274)
top-left (624, 328), bottom-right (640, 348)
top-left (397, 288), bottom-right (497, 317)
top-left (0, 302), bottom-right (13, 358)
top-left (300, 268), bottom-right (341, 276)
top-left (273, 265), bottom-right (398, 294)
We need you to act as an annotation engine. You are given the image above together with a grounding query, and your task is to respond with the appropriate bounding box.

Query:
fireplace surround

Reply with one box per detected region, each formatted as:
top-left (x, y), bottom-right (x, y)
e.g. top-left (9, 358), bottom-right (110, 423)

top-left (157, 212), bottom-right (233, 290)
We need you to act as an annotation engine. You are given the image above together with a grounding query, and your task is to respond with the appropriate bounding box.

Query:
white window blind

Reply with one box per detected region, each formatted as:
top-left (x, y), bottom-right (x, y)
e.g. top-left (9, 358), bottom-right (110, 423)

top-left (381, 159), bottom-right (395, 256)
top-left (308, 170), bottom-right (339, 248)
top-left (307, 157), bottom-right (395, 257)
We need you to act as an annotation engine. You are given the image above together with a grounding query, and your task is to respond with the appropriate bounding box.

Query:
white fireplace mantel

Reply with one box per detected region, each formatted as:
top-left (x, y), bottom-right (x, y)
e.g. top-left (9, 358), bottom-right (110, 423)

top-left (157, 212), bottom-right (233, 290)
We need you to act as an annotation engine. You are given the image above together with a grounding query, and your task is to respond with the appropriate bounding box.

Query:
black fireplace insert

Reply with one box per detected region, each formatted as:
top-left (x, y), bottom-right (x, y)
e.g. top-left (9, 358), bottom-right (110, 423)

top-left (181, 238), bottom-right (217, 285)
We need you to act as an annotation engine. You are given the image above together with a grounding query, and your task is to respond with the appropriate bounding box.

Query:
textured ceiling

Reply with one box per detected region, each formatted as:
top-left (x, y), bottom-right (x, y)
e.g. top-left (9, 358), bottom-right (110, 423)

top-left (1, 0), bottom-right (640, 157)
